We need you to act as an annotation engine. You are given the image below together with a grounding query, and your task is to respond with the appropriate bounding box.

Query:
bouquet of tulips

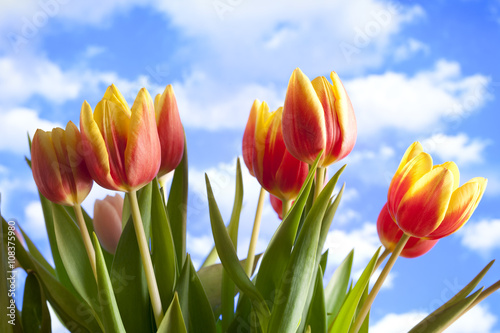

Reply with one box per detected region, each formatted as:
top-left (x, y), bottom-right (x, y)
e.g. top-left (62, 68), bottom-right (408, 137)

top-left (1, 67), bottom-right (498, 333)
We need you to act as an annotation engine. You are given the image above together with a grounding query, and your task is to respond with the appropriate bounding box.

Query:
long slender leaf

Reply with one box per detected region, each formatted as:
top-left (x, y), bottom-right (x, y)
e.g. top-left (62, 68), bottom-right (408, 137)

top-left (22, 272), bottom-right (51, 333)
top-left (325, 250), bottom-right (354, 326)
top-left (157, 293), bottom-right (187, 333)
top-left (111, 183), bottom-right (153, 333)
top-left (304, 265), bottom-right (327, 333)
top-left (167, 135), bottom-right (188, 271)
top-left (330, 247), bottom-right (381, 333)
top-left (206, 174), bottom-right (270, 328)
top-left (151, 178), bottom-right (178, 309)
top-left (18, 225), bottom-right (55, 276)
top-left (317, 182), bottom-right (345, 260)
top-left (409, 288), bottom-right (483, 333)
top-left (222, 159), bottom-right (244, 331)
top-left (52, 204), bottom-right (98, 310)
top-left (175, 255), bottom-right (216, 333)
top-left (93, 233), bottom-right (125, 333)
top-left (268, 167), bottom-right (339, 332)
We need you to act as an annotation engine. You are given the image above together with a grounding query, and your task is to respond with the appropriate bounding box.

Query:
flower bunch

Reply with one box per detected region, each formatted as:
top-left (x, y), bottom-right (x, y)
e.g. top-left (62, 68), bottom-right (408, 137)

top-left (2, 67), bottom-right (498, 333)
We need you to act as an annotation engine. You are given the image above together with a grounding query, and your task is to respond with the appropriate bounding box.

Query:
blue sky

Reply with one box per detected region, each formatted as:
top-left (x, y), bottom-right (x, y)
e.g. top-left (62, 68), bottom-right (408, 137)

top-left (1, 0), bottom-right (500, 332)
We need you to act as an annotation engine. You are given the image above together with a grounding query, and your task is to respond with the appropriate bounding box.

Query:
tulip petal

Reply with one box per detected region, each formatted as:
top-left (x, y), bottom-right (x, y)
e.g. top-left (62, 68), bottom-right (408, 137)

top-left (80, 101), bottom-right (123, 190)
top-left (427, 178), bottom-right (487, 239)
top-left (125, 88), bottom-right (161, 190)
top-left (103, 84), bottom-right (131, 116)
top-left (325, 71), bottom-right (357, 165)
top-left (396, 166), bottom-right (454, 237)
top-left (434, 161), bottom-right (460, 191)
top-left (395, 142), bottom-right (423, 175)
top-left (387, 152), bottom-right (433, 219)
top-left (155, 85), bottom-right (185, 177)
top-left (282, 68), bottom-right (326, 164)
top-left (242, 99), bottom-right (261, 177)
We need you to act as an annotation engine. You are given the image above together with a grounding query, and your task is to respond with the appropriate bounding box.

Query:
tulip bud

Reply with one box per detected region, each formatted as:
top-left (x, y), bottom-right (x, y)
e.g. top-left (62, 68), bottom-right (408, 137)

top-left (387, 142), bottom-right (487, 239)
top-left (154, 85), bottom-right (185, 178)
top-left (251, 103), bottom-right (309, 201)
top-left (93, 194), bottom-right (124, 254)
top-left (80, 84), bottom-right (161, 192)
top-left (31, 121), bottom-right (93, 206)
top-left (377, 203), bottom-right (438, 258)
top-left (282, 68), bottom-right (357, 167)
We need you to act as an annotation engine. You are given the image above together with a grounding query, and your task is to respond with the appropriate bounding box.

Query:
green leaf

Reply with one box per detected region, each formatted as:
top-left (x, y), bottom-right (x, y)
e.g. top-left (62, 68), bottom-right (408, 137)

top-left (319, 249), bottom-right (329, 277)
top-left (111, 183), bottom-right (153, 333)
top-left (222, 159), bottom-right (244, 331)
top-left (330, 247), bottom-right (381, 333)
top-left (304, 265), bottom-right (327, 333)
top-left (317, 181), bottom-right (345, 260)
top-left (409, 288), bottom-right (483, 333)
top-left (268, 166), bottom-right (339, 332)
top-left (198, 254), bottom-right (262, 311)
top-left (52, 204), bottom-right (98, 310)
top-left (93, 233), bottom-right (126, 333)
top-left (18, 225), bottom-right (55, 275)
top-left (38, 194), bottom-right (77, 296)
top-left (175, 255), bottom-right (216, 333)
top-left (151, 178), bottom-right (177, 309)
top-left (157, 293), bottom-right (187, 333)
top-left (325, 250), bottom-right (354, 327)
top-left (22, 272), bottom-right (51, 333)
top-left (355, 282), bottom-right (370, 333)
top-left (205, 174), bottom-right (270, 328)
top-left (167, 135), bottom-right (188, 271)
top-left (3, 218), bottom-right (102, 332)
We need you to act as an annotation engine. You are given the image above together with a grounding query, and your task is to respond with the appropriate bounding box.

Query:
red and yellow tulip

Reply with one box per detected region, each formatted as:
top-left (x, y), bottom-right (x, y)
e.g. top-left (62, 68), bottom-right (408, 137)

top-left (242, 100), bottom-right (261, 177)
top-left (387, 142), bottom-right (487, 239)
top-left (250, 102), bottom-right (309, 201)
top-left (282, 68), bottom-right (357, 167)
top-left (80, 84), bottom-right (161, 192)
top-left (154, 85), bottom-right (185, 178)
top-left (31, 121), bottom-right (93, 206)
top-left (377, 202), bottom-right (438, 258)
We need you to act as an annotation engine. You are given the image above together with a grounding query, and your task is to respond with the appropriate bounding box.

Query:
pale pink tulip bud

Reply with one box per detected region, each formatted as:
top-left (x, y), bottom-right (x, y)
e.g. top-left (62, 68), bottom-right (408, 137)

top-left (93, 194), bottom-right (124, 254)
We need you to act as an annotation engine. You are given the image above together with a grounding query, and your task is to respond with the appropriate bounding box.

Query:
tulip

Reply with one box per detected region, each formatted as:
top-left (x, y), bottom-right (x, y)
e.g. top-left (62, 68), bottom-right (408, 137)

top-left (282, 68), bottom-right (357, 167)
top-left (252, 103), bottom-right (309, 201)
top-left (93, 194), bottom-right (124, 254)
top-left (377, 203), bottom-right (438, 258)
top-left (80, 84), bottom-right (161, 192)
top-left (31, 121), bottom-right (93, 206)
top-left (387, 142), bottom-right (487, 239)
top-left (242, 100), bottom-right (261, 177)
top-left (154, 85), bottom-right (185, 178)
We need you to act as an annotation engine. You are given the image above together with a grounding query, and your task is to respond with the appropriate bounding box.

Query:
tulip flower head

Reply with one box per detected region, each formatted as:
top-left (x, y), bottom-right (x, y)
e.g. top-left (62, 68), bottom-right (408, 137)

top-left (31, 121), bottom-right (93, 206)
top-left (387, 142), bottom-right (487, 239)
top-left (242, 99), bottom-right (261, 177)
top-left (282, 68), bottom-right (357, 167)
top-left (251, 102), bottom-right (309, 201)
top-left (154, 85), bottom-right (185, 178)
top-left (377, 203), bottom-right (438, 258)
top-left (80, 84), bottom-right (161, 192)
top-left (93, 194), bottom-right (124, 254)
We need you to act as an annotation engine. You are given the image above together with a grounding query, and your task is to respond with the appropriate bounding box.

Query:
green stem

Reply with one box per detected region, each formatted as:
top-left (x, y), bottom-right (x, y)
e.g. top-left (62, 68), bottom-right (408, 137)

top-left (313, 167), bottom-right (326, 201)
top-left (73, 204), bottom-right (97, 280)
top-left (350, 233), bottom-right (410, 333)
top-left (244, 187), bottom-right (266, 277)
top-left (282, 198), bottom-right (292, 217)
top-left (128, 190), bottom-right (164, 328)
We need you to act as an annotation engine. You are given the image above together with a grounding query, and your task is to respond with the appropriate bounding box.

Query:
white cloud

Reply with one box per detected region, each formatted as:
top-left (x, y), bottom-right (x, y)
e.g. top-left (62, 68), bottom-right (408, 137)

top-left (460, 219), bottom-right (500, 254)
top-left (370, 304), bottom-right (497, 333)
top-left (422, 133), bottom-right (490, 165)
top-left (343, 145), bottom-right (396, 186)
top-left (394, 38), bottom-right (430, 62)
top-left (346, 60), bottom-right (492, 137)
top-left (0, 107), bottom-right (61, 154)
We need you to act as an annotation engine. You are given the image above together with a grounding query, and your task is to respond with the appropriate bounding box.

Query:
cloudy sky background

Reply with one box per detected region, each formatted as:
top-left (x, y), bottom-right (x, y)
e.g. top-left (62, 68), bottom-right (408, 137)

top-left (1, 0), bottom-right (500, 331)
